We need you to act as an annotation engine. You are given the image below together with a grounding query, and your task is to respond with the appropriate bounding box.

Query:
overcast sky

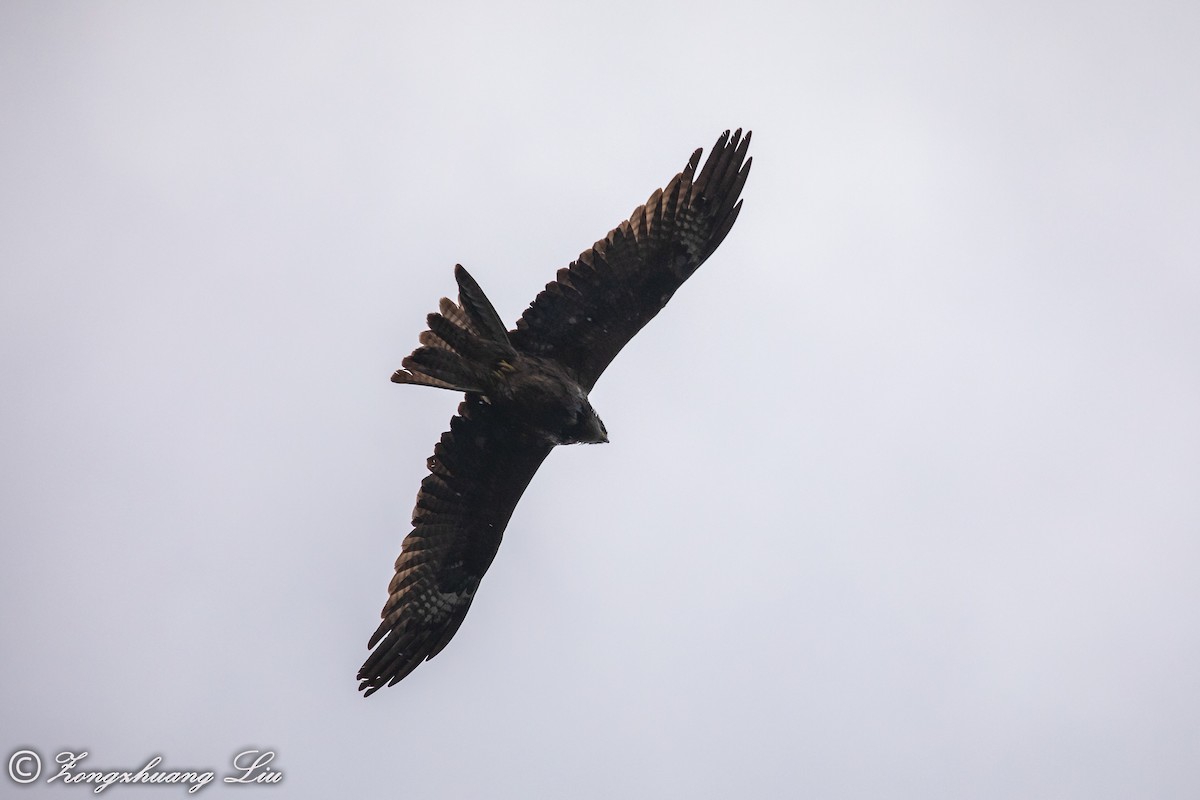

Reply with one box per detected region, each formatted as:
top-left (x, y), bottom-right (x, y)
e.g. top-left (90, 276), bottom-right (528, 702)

top-left (3, 1), bottom-right (1199, 798)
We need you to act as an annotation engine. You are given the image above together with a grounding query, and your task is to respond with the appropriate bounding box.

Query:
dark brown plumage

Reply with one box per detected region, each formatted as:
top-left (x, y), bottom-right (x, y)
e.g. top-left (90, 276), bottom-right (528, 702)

top-left (359, 129), bottom-right (752, 694)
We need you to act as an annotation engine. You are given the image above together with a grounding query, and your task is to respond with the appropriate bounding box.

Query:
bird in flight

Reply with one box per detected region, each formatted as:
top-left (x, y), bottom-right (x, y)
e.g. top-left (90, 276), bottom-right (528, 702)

top-left (359, 129), bottom-right (753, 694)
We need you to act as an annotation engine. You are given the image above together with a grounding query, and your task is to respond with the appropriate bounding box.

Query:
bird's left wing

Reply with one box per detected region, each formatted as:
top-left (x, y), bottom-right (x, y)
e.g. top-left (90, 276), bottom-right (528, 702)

top-left (358, 395), bottom-right (553, 694)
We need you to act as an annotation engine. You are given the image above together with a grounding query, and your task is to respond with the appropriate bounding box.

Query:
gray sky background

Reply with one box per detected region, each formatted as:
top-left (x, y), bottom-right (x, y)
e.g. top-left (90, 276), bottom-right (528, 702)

top-left (3, 1), bottom-right (1199, 797)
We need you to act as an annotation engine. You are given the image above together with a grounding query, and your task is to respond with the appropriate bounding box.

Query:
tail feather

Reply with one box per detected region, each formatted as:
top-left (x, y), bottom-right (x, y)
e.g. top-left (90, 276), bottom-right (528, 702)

top-left (424, 313), bottom-right (498, 363)
top-left (390, 369), bottom-right (459, 389)
top-left (453, 264), bottom-right (511, 346)
top-left (391, 265), bottom-right (514, 392)
top-left (396, 345), bottom-right (484, 393)
top-left (438, 297), bottom-right (474, 332)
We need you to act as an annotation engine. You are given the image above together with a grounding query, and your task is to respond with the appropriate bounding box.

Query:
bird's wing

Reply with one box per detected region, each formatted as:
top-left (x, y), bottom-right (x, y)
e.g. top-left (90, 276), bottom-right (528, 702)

top-left (509, 129), bottom-right (752, 391)
top-left (358, 395), bottom-right (553, 694)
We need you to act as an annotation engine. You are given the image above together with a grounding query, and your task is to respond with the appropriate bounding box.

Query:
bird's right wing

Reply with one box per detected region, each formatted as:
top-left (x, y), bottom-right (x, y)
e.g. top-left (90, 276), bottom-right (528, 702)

top-left (509, 129), bottom-right (752, 391)
top-left (358, 395), bottom-right (553, 694)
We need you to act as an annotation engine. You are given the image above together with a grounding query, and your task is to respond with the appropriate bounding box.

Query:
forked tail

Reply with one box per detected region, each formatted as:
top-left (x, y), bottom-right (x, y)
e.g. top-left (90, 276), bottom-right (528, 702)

top-left (392, 265), bottom-right (514, 392)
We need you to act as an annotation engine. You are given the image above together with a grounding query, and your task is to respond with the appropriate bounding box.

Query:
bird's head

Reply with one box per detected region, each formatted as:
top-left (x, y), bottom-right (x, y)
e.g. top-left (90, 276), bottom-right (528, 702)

top-left (566, 398), bottom-right (608, 445)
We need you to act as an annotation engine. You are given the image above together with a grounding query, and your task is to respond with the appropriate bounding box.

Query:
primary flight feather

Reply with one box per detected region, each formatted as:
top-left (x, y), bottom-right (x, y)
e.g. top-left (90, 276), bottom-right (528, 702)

top-left (359, 129), bottom-right (752, 694)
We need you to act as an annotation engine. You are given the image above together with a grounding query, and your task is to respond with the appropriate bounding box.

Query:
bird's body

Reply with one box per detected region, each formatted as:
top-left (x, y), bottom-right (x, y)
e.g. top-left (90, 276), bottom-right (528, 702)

top-left (359, 130), bottom-right (752, 694)
top-left (491, 357), bottom-right (608, 446)
top-left (466, 349), bottom-right (609, 447)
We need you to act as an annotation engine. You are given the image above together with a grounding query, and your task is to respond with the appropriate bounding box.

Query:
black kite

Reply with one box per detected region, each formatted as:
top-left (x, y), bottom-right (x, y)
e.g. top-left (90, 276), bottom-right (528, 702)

top-left (359, 130), bottom-right (753, 694)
